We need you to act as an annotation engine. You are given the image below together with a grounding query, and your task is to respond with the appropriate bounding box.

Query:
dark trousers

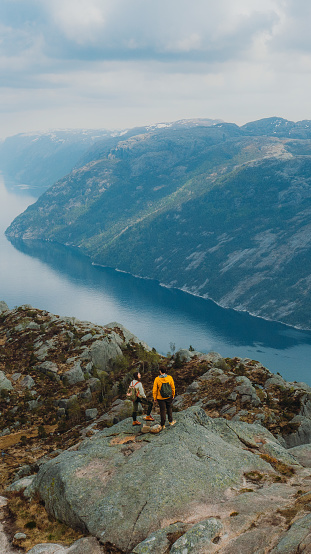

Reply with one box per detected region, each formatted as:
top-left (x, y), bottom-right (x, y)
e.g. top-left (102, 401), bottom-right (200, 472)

top-left (157, 398), bottom-right (173, 426)
top-left (132, 397), bottom-right (153, 421)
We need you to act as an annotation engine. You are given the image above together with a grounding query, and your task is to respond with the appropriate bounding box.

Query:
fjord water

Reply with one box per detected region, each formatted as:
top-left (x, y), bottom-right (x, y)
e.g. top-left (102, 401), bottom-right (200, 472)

top-left (1, 176), bottom-right (311, 385)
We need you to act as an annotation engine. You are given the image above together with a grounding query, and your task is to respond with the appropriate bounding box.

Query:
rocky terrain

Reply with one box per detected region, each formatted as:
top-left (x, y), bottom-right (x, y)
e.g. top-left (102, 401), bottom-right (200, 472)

top-left (0, 300), bottom-right (310, 552)
top-left (6, 116), bottom-right (311, 329)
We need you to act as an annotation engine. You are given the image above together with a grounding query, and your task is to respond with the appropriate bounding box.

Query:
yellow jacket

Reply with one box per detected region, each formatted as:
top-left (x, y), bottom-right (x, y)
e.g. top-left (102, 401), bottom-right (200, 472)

top-left (153, 374), bottom-right (175, 400)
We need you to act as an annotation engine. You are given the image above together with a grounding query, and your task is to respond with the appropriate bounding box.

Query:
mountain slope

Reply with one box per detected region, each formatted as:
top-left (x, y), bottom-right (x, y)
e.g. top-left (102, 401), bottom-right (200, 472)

top-left (0, 129), bottom-right (115, 196)
top-left (0, 119), bottom-right (221, 197)
top-left (6, 118), bottom-right (311, 328)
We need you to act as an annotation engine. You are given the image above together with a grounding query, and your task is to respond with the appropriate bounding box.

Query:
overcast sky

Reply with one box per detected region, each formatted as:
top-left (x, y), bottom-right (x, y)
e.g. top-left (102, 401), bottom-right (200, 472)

top-left (1, 0), bottom-right (311, 137)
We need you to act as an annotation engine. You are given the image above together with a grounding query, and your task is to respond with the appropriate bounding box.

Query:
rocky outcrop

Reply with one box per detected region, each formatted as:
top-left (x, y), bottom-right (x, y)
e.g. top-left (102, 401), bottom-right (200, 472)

top-left (270, 513), bottom-right (311, 553)
top-left (131, 522), bottom-right (190, 553)
top-left (28, 406), bottom-right (304, 552)
top-left (0, 370), bottom-right (13, 391)
top-left (233, 376), bottom-right (262, 407)
top-left (0, 303), bottom-right (149, 387)
top-left (170, 518), bottom-right (223, 553)
top-left (26, 537), bottom-right (105, 553)
top-left (173, 349), bottom-right (311, 448)
top-left (1, 304), bottom-right (311, 553)
top-left (88, 337), bottom-right (123, 372)
top-left (0, 301), bottom-right (9, 313)
top-left (283, 415), bottom-right (311, 448)
top-left (288, 443), bottom-right (311, 467)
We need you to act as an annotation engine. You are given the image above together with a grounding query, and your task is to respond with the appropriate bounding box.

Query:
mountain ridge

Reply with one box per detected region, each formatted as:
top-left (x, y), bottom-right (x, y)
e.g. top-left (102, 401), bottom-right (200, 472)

top-left (5, 117), bottom-right (311, 329)
top-left (0, 119), bottom-right (222, 196)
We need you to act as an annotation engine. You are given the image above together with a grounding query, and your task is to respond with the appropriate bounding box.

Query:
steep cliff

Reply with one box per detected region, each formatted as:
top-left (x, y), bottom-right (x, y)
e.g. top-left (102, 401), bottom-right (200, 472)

top-left (6, 117), bottom-right (311, 328)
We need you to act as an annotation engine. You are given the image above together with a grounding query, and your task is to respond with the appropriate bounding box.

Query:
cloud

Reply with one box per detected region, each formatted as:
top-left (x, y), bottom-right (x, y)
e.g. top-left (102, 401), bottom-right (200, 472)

top-left (49, 0), bottom-right (106, 43)
top-left (269, 0), bottom-right (311, 53)
top-left (1, 0), bottom-right (311, 136)
top-left (0, 0), bottom-right (280, 63)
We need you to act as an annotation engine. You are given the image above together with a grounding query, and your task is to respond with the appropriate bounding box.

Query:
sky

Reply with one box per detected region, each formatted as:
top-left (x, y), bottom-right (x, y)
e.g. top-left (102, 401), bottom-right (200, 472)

top-left (1, 0), bottom-right (311, 138)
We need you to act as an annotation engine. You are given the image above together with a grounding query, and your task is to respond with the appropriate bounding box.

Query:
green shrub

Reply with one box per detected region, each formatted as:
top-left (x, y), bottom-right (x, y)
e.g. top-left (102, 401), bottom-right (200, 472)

top-left (25, 521), bottom-right (37, 529)
top-left (235, 363), bottom-right (246, 375)
top-left (67, 400), bottom-right (82, 425)
top-left (174, 352), bottom-right (183, 369)
top-left (112, 355), bottom-right (129, 373)
top-left (38, 425), bottom-right (47, 439)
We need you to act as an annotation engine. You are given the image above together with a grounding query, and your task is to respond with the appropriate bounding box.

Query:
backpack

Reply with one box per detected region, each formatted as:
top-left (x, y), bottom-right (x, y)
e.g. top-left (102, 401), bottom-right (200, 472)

top-left (126, 380), bottom-right (139, 402)
top-left (160, 381), bottom-right (172, 398)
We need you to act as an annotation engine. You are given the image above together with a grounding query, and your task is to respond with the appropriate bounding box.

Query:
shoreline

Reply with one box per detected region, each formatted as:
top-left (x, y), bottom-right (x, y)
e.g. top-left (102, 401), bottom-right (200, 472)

top-left (92, 260), bottom-right (310, 333)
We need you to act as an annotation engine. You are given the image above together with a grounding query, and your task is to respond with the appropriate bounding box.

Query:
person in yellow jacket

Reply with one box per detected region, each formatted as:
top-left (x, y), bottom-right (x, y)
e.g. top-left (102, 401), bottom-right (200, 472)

top-left (153, 367), bottom-right (176, 430)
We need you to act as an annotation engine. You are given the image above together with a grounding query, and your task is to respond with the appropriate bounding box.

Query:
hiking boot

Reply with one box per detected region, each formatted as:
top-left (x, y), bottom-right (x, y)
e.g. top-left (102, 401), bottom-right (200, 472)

top-left (143, 415), bottom-right (155, 421)
top-left (169, 420), bottom-right (176, 426)
top-left (160, 425), bottom-right (165, 430)
top-left (132, 420), bottom-right (141, 426)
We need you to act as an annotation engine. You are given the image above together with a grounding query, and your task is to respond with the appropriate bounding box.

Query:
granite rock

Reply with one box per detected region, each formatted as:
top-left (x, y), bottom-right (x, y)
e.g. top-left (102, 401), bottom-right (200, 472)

top-left (30, 407), bottom-right (283, 551)
top-left (0, 370), bottom-right (13, 391)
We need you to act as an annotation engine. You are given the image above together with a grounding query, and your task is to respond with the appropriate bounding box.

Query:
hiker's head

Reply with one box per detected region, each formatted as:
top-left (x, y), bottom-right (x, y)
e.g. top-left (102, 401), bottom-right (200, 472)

top-left (133, 371), bottom-right (141, 380)
top-left (159, 367), bottom-right (166, 375)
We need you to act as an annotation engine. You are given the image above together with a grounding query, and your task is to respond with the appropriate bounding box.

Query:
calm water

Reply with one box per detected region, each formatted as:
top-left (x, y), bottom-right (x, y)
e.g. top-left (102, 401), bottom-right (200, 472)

top-left (1, 176), bottom-right (311, 385)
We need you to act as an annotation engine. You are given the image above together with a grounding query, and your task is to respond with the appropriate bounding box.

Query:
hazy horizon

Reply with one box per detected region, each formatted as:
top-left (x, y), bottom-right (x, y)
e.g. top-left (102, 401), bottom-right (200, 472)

top-left (1, 1), bottom-right (311, 138)
top-left (0, 114), bottom-right (307, 142)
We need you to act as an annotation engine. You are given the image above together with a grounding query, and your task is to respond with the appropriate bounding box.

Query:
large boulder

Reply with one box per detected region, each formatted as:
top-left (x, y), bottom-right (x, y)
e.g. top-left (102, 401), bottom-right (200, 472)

top-left (62, 362), bottom-right (84, 386)
top-left (27, 537), bottom-right (104, 553)
top-left (283, 415), bottom-right (311, 447)
top-left (234, 376), bottom-right (261, 407)
top-left (175, 349), bottom-right (196, 363)
top-left (97, 399), bottom-right (133, 426)
top-left (288, 444), bottom-right (311, 467)
top-left (300, 394), bottom-right (311, 418)
top-left (85, 408), bottom-right (98, 421)
top-left (271, 513), bottom-right (311, 553)
top-left (132, 522), bottom-right (190, 553)
top-left (264, 375), bottom-right (288, 389)
top-left (35, 339), bottom-right (56, 361)
top-left (0, 301), bottom-right (9, 313)
top-left (36, 361), bottom-right (59, 382)
top-left (20, 375), bottom-right (35, 389)
top-left (0, 371), bottom-right (13, 391)
top-left (170, 518), bottom-right (223, 553)
top-left (208, 418), bottom-right (300, 466)
top-left (6, 476), bottom-right (35, 494)
top-left (89, 336), bottom-right (123, 372)
top-left (201, 351), bottom-right (223, 364)
top-left (105, 323), bottom-right (151, 351)
top-left (30, 407), bottom-right (287, 552)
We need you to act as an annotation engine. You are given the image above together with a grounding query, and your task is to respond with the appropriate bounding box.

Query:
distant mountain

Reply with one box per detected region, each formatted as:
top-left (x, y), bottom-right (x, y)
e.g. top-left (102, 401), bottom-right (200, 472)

top-left (241, 116), bottom-right (311, 138)
top-left (0, 129), bottom-right (114, 196)
top-left (6, 117), bottom-right (311, 328)
top-left (0, 119), bottom-right (221, 197)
